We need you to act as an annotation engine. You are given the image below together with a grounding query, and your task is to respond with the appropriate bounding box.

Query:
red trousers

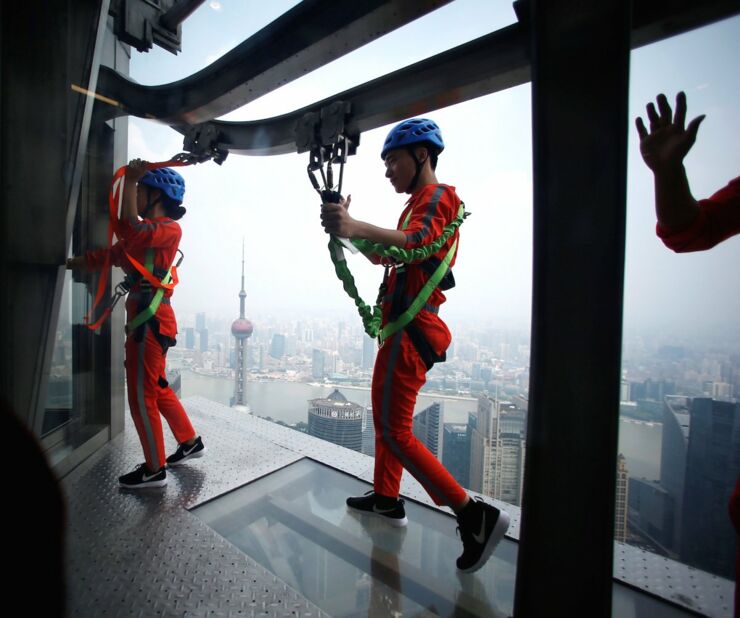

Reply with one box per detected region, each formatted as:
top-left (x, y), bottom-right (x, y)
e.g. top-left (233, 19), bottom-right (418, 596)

top-left (371, 331), bottom-right (467, 508)
top-left (125, 326), bottom-right (196, 471)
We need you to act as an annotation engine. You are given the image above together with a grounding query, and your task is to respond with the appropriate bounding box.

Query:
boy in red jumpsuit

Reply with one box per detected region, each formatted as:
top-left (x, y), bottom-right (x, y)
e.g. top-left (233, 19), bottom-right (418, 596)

top-left (321, 119), bottom-right (510, 573)
top-left (68, 159), bottom-right (205, 488)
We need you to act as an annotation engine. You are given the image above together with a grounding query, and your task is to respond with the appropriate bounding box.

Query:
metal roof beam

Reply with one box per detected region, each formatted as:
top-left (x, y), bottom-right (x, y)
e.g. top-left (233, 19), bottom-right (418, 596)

top-left (166, 0), bottom-right (739, 157)
top-left (97, 0), bottom-right (452, 124)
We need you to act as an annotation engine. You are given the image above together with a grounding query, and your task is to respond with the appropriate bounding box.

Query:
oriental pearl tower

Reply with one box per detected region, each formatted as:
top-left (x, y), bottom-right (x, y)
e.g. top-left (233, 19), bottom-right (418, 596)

top-left (231, 242), bottom-right (253, 411)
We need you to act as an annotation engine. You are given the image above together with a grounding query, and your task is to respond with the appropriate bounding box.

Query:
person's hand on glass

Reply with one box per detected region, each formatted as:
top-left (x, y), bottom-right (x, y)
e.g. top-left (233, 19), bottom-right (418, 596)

top-left (635, 91), bottom-right (705, 173)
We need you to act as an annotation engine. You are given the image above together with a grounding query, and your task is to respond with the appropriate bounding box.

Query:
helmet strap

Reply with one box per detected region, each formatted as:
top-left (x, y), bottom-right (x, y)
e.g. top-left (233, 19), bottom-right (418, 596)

top-left (141, 187), bottom-right (162, 219)
top-left (406, 147), bottom-right (426, 193)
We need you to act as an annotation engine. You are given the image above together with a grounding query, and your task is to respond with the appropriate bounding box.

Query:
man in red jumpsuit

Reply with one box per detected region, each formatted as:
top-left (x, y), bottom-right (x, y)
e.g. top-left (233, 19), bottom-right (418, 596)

top-left (68, 160), bottom-right (205, 489)
top-left (637, 92), bottom-right (739, 615)
top-left (321, 119), bottom-right (510, 573)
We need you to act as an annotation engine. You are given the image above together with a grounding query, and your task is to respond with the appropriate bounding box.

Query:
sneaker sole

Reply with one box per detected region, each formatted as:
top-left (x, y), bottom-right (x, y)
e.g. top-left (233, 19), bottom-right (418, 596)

top-left (167, 446), bottom-right (206, 467)
top-left (457, 509), bottom-right (511, 573)
top-left (119, 479), bottom-right (167, 489)
top-left (347, 504), bottom-right (408, 528)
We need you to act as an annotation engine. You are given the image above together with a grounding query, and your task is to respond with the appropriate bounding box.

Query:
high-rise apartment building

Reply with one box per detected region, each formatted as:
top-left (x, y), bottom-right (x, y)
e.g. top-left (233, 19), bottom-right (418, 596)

top-left (469, 395), bottom-right (526, 506)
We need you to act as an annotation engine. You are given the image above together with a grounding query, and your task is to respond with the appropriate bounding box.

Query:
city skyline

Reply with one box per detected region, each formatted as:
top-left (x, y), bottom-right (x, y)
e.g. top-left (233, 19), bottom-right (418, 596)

top-left (128, 5), bottom-right (740, 338)
top-left (155, 301), bottom-right (738, 582)
top-left (124, 5), bottom-right (738, 586)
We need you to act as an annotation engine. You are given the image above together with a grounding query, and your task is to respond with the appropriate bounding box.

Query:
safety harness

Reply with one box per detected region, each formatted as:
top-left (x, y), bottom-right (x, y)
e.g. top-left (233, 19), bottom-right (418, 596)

top-left (83, 155), bottom-right (194, 332)
top-left (328, 203), bottom-right (466, 344)
top-left (308, 135), bottom-right (467, 356)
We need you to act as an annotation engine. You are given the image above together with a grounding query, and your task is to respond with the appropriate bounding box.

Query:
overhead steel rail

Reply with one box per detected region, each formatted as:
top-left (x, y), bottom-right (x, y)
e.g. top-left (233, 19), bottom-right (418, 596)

top-left (98, 0), bottom-right (453, 124)
top-left (96, 0), bottom-right (740, 157)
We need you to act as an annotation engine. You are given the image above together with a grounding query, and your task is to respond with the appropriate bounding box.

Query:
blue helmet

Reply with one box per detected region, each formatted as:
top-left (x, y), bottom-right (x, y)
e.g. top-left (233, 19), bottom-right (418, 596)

top-left (139, 167), bottom-right (185, 204)
top-left (381, 118), bottom-right (444, 160)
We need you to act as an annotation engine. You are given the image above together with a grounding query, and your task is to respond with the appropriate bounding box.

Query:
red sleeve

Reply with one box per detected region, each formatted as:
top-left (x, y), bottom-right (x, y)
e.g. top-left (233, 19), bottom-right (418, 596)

top-left (117, 218), bottom-right (181, 251)
top-left (403, 185), bottom-right (458, 250)
top-left (85, 242), bottom-right (124, 270)
top-left (657, 176), bottom-right (740, 252)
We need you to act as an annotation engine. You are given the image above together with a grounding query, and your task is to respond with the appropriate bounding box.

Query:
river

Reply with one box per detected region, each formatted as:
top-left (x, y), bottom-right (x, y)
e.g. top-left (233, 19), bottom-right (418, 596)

top-left (181, 370), bottom-right (662, 480)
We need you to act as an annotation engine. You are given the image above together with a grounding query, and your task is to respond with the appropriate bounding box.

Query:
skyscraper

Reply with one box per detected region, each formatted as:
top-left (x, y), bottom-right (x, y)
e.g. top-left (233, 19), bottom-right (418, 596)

top-left (270, 333), bottom-right (286, 359)
top-left (308, 390), bottom-right (363, 452)
top-left (614, 454), bottom-right (629, 542)
top-left (443, 423), bottom-right (471, 488)
top-left (627, 478), bottom-right (674, 553)
top-left (680, 397), bottom-right (738, 578)
top-left (185, 327), bottom-right (195, 350)
top-left (199, 328), bottom-right (209, 352)
top-left (412, 401), bottom-right (444, 459)
top-left (361, 406), bottom-right (375, 457)
top-left (469, 395), bottom-right (526, 506)
top-left (637, 395), bottom-right (739, 579)
top-left (195, 312), bottom-right (206, 332)
top-left (661, 396), bottom-right (690, 553)
top-left (231, 243), bottom-right (253, 410)
top-left (312, 349), bottom-right (325, 380)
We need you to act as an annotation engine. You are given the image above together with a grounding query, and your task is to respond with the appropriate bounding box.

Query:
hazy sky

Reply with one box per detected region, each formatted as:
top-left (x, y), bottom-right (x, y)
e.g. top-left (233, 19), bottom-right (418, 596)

top-left (127, 1), bottom-right (740, 342)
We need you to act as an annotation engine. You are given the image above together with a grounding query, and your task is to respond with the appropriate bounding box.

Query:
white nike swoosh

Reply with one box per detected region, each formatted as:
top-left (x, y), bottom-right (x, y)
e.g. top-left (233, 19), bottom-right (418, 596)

top-left (373, 505), bottom-right (397, 514)
top-left (142, 471), bottom-right (161, 481)
top-left (182, 443), bottom-right (198, 456)
top-left (472, 511), bottom-right (487, 544)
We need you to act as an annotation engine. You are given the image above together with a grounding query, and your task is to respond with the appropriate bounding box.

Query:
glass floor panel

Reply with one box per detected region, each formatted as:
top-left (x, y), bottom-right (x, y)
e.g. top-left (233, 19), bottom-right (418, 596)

top-left (192, 458), bottom-right (516, 617)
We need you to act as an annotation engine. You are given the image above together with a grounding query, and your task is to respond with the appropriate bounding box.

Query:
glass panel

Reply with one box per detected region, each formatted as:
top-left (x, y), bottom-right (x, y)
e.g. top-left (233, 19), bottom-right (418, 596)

top-left (42, 19), bottom-right (118, 464)
top-left (45, 268), bottom-right (74, 435)
top-left (620, 14), bottom-right (740, 586)
top-left (193, 458), bottom-right (518, 617)
top-left (43, 241), bottom-right (111, 466)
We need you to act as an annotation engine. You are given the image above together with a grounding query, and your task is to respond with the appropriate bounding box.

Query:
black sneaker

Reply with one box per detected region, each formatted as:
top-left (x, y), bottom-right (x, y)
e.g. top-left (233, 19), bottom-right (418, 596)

top-left (166, 436), bottom-right (205, 466)
top-left (118, 464), bottom-right (167, 489)
top-left (346, 491), bottom-right (408, 527)
top-left (456, 498), bottom-right (510, 573)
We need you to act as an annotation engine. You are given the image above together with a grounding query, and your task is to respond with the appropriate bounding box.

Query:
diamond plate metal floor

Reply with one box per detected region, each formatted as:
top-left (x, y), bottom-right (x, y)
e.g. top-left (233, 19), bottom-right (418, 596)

top-left (64, 397), bottom-right (319, 617)
top-left (63, 396), bottom-right (734, 617)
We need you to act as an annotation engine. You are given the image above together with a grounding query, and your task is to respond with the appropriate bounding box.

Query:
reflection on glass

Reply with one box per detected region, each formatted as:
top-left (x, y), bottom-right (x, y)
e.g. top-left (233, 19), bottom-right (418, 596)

top-left (43, 259), bottom-right (109, 467)
top-left (44, 269), bottom-right (74, 435)
top-left (620, 14), bottom-right (740, 588)
top-left (193, 458), bottom-right (516, 617)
